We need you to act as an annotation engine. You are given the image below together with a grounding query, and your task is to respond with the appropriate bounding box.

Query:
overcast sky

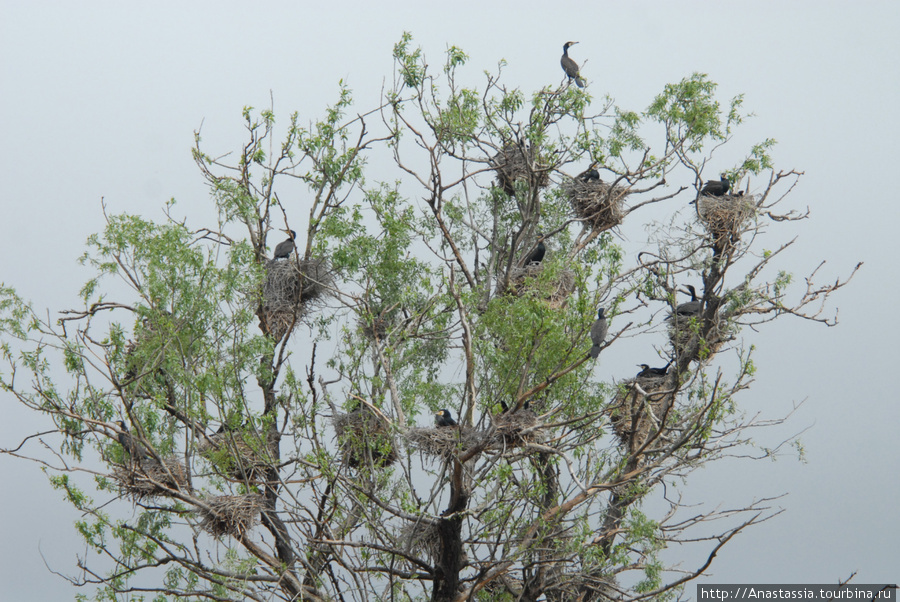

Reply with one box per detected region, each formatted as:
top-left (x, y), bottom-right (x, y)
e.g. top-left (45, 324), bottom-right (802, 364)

top-left (2, 1), bottom-right (898, 599)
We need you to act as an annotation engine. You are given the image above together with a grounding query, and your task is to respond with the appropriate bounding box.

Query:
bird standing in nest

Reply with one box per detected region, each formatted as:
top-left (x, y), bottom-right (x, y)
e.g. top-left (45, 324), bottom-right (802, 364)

top-left (579, 166), bottom-right (601, 183)
top-left (561, 41), bottom-right (585, 88)
top-left (700, 174), bottom-right (731, 197)
top-left (636, 360), bottom-right (672, 378)
top-left (434, 409), bottom-right (457, 427)
top-left (522, 233), bottom-right (546, 266)
top-left (116, 420), bottom-right (150, 461)
top-left (273, 229), bottom-right (297, 259)
top-left (588, 307), bottom-right (608, 359)
top-left (670, 285), bottom-right (702, 319)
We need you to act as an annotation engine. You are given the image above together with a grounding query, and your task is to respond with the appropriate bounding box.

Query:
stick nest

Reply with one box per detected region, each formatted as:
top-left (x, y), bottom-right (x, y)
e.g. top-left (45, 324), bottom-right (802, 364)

top-left (697, 194), bottom-right (757, 245)
top-left (197, 494), bottom-right (264, 538)
top-left (405, 425), bottom-right (486, 458)
top-left (507, 265), bottom-right (576, 309)
top-left (668, 313), bottom-right (732, 365)
top-left (490, 143), bottom-right (550, 196)
top-left (492, 408), bottom-right (542, 448)
top-left (113, 457), bottom-right (190, 501)
top-left (609, 376), bottom-right (676, 453)
top-left (262, 257), bottom-right (334, 339)
top-left (564, 178), bottom-right (628, 232)
top-left (398, 520), bottom-right (442, 562)
top-left (199, 430), bottom-right (278, 483)
top-left (332, 408), bottom-right (398, 469)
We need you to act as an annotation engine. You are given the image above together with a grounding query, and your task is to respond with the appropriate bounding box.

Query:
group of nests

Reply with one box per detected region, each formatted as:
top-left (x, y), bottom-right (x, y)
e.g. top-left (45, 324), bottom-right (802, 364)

top-left (261, 255), bottom-right (334, 340)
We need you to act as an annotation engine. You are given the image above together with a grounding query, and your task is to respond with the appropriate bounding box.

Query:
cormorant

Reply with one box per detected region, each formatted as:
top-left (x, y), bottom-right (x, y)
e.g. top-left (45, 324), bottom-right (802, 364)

top-left (700, 174), bottom-right (731, 197)
top-left (636, 360), bottom-right (671, 378)
top-left (116, 420), bottom-right (149, 460)
top-left (560, 42), bottom-right (585, 88)
top-left (273, 230), bottom-right (297, 259)
top-left (579, 167), bottom-right (600, 183)
top-left (523, 233), bottom-right (546, 265)
top-left (672, 285), bottom-right (702, 318)
top-left (434, 409), bottom-right (457, 427)
top-left (588, 307), bottom-right (608, 359)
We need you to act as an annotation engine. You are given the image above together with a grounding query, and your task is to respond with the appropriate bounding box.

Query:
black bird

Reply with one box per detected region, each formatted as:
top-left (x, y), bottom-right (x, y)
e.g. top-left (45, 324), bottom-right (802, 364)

top-left (116, 420), bottom-right (149, 460)
top-left (579, 167), bottom-right (600, 183)
top-left (700, 174), bottom-right (731, 197)
top-left (523, 233), bottom-right (546, 265)
top-left (636, 360), bottom-right (671, 378)
top-left (672, 285), bottom-right (702, 318)
top-left (434, 409), bottom-right (457, 427)
top-left (560, 42), bottom-right (585, 88)
top-left (273, 229), bottom-right (297, 259)
top-left (588, 307), bottom-right (608, 359)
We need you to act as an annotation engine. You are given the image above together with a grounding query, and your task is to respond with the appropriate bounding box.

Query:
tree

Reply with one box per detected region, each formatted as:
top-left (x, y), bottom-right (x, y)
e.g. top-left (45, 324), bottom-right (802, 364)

top-left (1, 34), bottom-right (858, 601)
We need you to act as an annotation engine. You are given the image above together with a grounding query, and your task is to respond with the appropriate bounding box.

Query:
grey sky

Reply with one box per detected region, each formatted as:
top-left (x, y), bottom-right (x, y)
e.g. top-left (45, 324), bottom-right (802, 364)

top-left (2, 1), bottom-right (898, 598)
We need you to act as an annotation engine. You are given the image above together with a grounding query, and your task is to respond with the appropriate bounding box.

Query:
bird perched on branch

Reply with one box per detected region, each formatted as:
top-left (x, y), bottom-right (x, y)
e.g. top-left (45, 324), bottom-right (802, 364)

top-left (588, 307), bottom-right (608, 359)
top-left (273, 229), bottom-right (297, 259)
top-left (560, 41), bottom-right (585, 88)
top-left (434, 409), bottom-right (457, 427)
top-left (523, 233), bottom-right (547, 266)
top-left (671, 285), bottom-right (701, 319)
top-left (116, 420), bottom-right (150, 460)
top-left (700, 174), bottom-right (731, 197)
top-left (637, 360), bottom-right (672, 378)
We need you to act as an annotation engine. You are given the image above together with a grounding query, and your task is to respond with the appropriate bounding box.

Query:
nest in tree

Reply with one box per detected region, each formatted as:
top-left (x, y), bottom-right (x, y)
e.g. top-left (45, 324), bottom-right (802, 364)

top-left (564, 178), bottom-right (627, 232)
top-left (490, 143), bottom-right (550, 196)
top-left (261, 257), bottom-right (334, 339)
top-left (398, 520), bottom-right (442, 563)
top-left (697, 194), bottom-right (757, 246)
top-left (507, 265), bottom-right (576, 309)
top-left (197, 494), bottom-right (263, 538)
top-left (113, 457), bottom-right (189, 501)
top-left (609, 376), bottom-right (676, 453)
top-left (492, 408), bottom-right (542, 448)
top-left (359, 311), bottom-right (399, 341)
top-left (199, 430), bottom-right (278, 484)
top-left (405, 425), bottom-right (485, 458)
top-left (668, 312), bottom-right (732, 365)
top-left (332, 407), bottom-right (398, 469)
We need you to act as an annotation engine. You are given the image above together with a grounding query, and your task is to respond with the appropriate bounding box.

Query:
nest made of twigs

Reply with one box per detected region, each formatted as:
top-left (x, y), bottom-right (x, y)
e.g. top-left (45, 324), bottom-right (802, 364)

top-left (332, 408), bottom-right (398, 469)
top-left (490, 143), bottom-right (550, 196)
top-left (492, 408), bottom-right (542, 448)
top-left (199, 430), bottom-right (278, 483)
top-left (507, 264), bottom-right (576, 309)
top-left (697, 194), bottom-right (757, 245)
top-left (261, 257), bottom-right (334, 339)
top-left (113, 457), bottom-right (190, 500)
top-left (398, 519), bottom-right (442, 563)
top-left (668, 312), bottom-right (732, 365)
top-left (564, 178), bottom-right (628, 232)
top-left (197, 494), bottom-right (263, 538)
top-left (609, 375), bottom-right (676, 452)
top-left (405, 425), bottom-right (485, 458)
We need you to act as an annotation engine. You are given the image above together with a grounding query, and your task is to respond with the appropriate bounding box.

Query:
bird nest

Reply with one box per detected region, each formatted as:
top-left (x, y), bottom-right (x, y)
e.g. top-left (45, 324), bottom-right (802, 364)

top-left (398, 519), bottom-right (442, 563)
top-left (359, 311), bottom-right (398, 341)
top-left (507, 265), bottom-right (576, 309)
top-left (491, 408), bottom-right (542, 448)
top-left (490, 143), bottom-right (550, 196)
top-left (405, 425), bottom-right (486, 458)
top-left (199, 430), bottom-right (278, 484)
top-left (697, 194), bottom-right (757, 245)
top-left (332, 408), bottom-right (398, 469)
top-left (113, 457), bottom-right (190, 501)
top-left (261, 257), bottom-right (334, 339)
top-left (197, 494), bottom-right (263, 538)
top-left (609, 376), bottom-right (676, 453)
top-left (668, 313), bottom-right (732, 365)
top-left (564, 179), bottom-right (627, 232)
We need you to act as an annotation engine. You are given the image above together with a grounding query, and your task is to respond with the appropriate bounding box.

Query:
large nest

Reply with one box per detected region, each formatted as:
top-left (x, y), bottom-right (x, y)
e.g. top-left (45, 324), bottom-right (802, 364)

top-left (507, 264), bottom-right (576, 309)
top-left (491, 408), bottom-right (542, 448)
top-left (405, 425), bottom-right (486, 458)
top-left (564, 178), bottom-right (628, 232)
top-left (668, 312), bottom-right (732, 365)
top-left (490, 143), bottom-right (550, 196)
top-left (398, 519), bottom-right (441, 563)
top-left (697, 194), bottom-right (757, 246)
top-left (262, 257), bottom-right (334, 339)
top-left (197, 494), bottom-right (263, 538)
top-left (199, 430), bottom-right (278, 484)
top-left (332, 407), bottom-right (398, 469)
top-left (113, 457), bottom-right (190, 501)
top-left (609, 375), bottom-right (676, 454)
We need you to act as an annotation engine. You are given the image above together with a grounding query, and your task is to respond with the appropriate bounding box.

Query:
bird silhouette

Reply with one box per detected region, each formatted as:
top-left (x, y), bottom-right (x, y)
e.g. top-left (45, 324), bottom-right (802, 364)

top-left (671, 285), bottom-right (702, 319)
top-left (560, 42), bottom-right (585, 88)
top-left (434, 409), bottom-right (457, 427)
top-left (273, 229), bottom-right (297, 259)
top-left (588, 307), bottom-right (608, 359)
top-left (700, 174), bottom-right (731, 197)
top-left (116, 420), bottom-right (150, 460)
top-left (523, 233), bottom-right (546, 265)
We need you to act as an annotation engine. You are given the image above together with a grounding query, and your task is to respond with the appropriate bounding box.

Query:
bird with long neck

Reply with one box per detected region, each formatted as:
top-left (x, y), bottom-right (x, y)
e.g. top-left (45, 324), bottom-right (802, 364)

top-left (523, 233), bottom-right (546, 266)
top-left (672, 284), bottom-right (702, 318)
top-left (560, 41), bottom-right (585, 88)
top-left (273, 229), bottom-right (297, 260)
top-left (588, 307), bottom-right (608, 359)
